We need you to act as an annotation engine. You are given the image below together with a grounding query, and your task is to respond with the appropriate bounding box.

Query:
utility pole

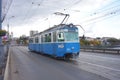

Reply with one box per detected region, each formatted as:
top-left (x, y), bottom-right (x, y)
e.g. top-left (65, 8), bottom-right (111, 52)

top-left (7, 16), bottom-right (14, 43)
top-left (7, 24), bottom-right (9, 43)
top-left (0, 0), bottom-right (2, 44)
top-left (0, 0), bottom-right (5, 78)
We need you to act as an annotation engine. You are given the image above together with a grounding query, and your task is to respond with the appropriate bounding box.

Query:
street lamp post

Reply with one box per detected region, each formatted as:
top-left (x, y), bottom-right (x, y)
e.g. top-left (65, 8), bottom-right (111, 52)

top-left (7, 16), bottom-right (14, 44)
top-left (7, 24), bottom-right (9, 44)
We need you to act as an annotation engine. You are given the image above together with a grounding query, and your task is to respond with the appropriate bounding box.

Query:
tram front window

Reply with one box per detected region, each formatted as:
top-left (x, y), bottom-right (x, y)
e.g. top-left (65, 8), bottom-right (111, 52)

top-left (64, 32), bottom-right (78, 41)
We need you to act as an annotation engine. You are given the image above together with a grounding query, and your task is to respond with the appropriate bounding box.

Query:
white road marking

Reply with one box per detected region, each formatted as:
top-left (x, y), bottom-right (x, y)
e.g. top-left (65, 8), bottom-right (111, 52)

top-left (80, 53), bottom-right (120, 61)
top-left (78, 60), bottom-right (120, 72)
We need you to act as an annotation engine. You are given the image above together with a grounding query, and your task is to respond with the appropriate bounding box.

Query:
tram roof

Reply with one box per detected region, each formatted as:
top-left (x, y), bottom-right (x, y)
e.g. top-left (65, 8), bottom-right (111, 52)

top-left (31, 23), bottom-right (77, 36)
top-left (42, 23), bottom-right (77, 33)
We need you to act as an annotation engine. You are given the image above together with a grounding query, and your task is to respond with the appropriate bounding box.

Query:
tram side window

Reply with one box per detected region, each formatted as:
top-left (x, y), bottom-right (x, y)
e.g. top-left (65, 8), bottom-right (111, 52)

top-left (41, 35), bottom-right (44, 43)
top-left (29, 38), bottom-right (33, 43)
top-left (45, 34), bottom-right (47, 42)
top-left (48, 33), bottom-right (51, 42)
top-left (57, 32), bottom-right (64, 42)
top-left (53, 32), bottom-right (56, 42)
top-left (39, 37), bottom-right (41, 43)
top-left (35, 37), bottom-right (39, 43)
top-left (45, 33), bottom-right (51, 42)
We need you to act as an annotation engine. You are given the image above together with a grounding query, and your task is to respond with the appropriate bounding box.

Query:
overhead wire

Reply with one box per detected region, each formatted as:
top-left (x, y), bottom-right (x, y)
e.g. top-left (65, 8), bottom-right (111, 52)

top-left (78, 0), bottom-right (120, 25)
top-left (2, 0), bottom-right (13, 23)
top-left (18, 0), bottom-right (120, 28)
top-left (61, 0), bottom-right (81, 13)
top-left (23, 0), bottom-right (45, 24)
top-left (83, 8), bottom-right (120, 22)
top-left (23, 0), bottom-right (72, 27)
top-left (93, 0), bottom-right (120, 13)
top-left (81, 8), bottom-right (120, 26)
top-left (90, 2), bottom-right (120, 17)
top-left (58, 0), bottom-right (120, 35)
top-left (22, 0), bottom-right (35, 23)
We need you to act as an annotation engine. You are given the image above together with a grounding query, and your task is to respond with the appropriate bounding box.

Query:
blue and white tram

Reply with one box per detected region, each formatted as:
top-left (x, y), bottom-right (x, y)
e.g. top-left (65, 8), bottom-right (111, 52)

top-left (28, 23), bottom-right (80, 59)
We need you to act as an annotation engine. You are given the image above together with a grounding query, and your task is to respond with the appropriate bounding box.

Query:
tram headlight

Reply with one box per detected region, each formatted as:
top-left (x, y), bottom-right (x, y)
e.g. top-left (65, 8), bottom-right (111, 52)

top-left (75, 30), bottom-right (78, 32)
top-left (71, 47), bottom-right (74, 50)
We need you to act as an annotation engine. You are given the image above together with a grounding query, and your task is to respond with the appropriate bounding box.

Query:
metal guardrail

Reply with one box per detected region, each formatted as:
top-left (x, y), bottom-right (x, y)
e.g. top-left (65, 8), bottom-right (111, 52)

top-left (80, 46), bottom-right (120, 54)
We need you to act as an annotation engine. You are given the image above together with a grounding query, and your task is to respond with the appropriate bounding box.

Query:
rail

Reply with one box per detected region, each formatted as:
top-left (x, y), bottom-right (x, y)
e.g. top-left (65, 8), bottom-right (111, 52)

top-left (80, 46), bottom-right (120, 54)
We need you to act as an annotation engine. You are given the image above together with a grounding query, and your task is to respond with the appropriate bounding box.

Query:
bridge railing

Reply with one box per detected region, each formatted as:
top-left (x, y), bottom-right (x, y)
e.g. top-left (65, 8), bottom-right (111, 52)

top-left (0, 45), bottom-right (8, 80)
top-left (80, 46), bottom-right (120, 54)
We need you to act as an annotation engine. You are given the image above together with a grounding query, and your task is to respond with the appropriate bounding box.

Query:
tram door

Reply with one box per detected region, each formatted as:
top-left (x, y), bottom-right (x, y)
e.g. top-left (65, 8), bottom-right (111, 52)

top-left (56, 32), bottom-right (65, 57)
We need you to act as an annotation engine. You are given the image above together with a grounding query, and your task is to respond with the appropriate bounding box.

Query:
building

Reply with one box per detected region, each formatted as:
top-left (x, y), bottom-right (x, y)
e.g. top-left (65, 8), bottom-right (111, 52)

top-left (30, 30), bottom-right (38, 37)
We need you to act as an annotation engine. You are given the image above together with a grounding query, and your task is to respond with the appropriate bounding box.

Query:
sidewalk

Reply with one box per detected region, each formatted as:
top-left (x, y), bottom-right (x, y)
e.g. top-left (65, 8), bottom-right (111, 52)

top-left (4, 47), bottom-right (20, 80)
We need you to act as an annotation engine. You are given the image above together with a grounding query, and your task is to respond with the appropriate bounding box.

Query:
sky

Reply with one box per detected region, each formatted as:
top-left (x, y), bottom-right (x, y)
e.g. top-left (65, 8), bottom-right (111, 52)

top-left (2, 0), bottom-right (120, 39)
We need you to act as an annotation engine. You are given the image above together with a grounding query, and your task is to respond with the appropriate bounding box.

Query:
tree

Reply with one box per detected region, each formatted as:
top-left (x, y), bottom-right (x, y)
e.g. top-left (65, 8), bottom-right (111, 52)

top-left (0, 30), bottom-right (7, 36)
top-left (107, 38), bottom-right (120, 45)
top-left (80, 39), bottom-right (90, 46)
top-left (17, 35), bottom-right (28, 45)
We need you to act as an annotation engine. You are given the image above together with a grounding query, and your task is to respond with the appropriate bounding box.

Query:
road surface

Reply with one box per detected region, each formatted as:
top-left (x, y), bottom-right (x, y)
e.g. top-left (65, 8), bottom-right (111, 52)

top-left (4, 46), bottom-right (120, 80)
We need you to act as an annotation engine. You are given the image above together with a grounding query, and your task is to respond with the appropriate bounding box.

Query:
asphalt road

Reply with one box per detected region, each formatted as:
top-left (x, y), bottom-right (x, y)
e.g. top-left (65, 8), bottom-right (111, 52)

top-left (4, 46), bottom-right (120, 80)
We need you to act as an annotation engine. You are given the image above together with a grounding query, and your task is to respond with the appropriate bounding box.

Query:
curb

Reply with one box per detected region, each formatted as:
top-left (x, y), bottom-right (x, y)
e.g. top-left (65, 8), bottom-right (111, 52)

top-left (3, 48), bottom-right (10, 80)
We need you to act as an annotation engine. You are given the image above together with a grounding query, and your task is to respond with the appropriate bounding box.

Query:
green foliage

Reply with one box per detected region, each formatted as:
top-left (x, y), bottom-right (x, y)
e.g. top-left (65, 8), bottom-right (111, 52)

top-left (90, 40), bottom-right (101, 46)
top-left (80, 39), bottom-right (101, 46)
top-left (80, 39), bottom-right (90, 46)
top-left (17, 36), bottom-right (28, 45)
top-left (107, 38), bottom-right (119, 42)
top-left (107, 38), bottom-right (120, 45)
top-left (0, 30), bottom-right (7, 36)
